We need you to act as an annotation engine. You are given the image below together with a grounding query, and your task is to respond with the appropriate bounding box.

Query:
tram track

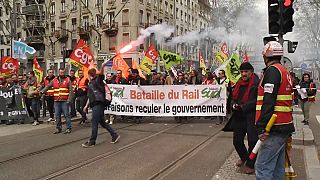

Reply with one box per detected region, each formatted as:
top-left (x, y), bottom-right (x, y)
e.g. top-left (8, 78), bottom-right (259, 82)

top-left (40, 124), bottom-right (183, 180)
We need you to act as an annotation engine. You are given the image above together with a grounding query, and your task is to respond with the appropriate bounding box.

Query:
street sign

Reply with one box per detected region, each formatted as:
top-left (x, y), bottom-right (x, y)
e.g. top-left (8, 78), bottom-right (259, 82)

top-left (300, 63), bottom-right (307, 70)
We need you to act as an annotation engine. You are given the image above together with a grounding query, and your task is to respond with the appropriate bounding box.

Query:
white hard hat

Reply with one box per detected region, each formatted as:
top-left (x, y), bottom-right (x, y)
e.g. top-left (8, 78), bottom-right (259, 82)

top-left (262, 41), bottom-right (284, 57)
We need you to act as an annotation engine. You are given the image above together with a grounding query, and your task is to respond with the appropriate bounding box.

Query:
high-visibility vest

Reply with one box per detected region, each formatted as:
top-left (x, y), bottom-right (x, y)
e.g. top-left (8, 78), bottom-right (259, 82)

top-left (256, 63), bottom-right (293, 126)
top-left (44, 77), bottom-right (54, 96)
top-left (71, 77), bottom-right (79, 90)
top-left (53, 77), bottom-right (70, 101)
top-left (308, 82), bottom-right (316, 102)
top-left (77, 77), bottom-right (88, 91)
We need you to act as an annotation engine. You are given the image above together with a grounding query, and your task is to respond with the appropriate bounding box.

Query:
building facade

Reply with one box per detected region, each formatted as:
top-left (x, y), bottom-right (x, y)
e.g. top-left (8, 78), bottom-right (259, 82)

top-left (16, 0), bottom-right (212, 73)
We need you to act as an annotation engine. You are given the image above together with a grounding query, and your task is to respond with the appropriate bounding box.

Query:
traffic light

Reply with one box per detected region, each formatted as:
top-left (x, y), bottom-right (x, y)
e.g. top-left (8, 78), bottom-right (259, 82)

top-left (268, 0), bottom-right (281, 34)
top-left (282, 0), bottom-right (295, 33)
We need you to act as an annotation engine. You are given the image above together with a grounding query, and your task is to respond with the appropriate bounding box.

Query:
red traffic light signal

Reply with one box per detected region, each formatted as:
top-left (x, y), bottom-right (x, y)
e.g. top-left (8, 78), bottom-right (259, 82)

top-left (284, 0), bottom-right (293, 7)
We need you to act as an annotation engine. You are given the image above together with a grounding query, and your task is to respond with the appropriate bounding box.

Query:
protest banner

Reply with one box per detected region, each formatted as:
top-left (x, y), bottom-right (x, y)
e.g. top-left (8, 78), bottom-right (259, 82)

top-left (105, 85), bottom-right (226, 117)
top-left (0, 86), bottom-right (31, 123)
top-left (226, 53), bottom-right (241, 84)
top-left (0, 56), bottom-right (19, 76)
top-left (159, 50), bottom-right (184, 70)
top-left (139, 45), bottom-right (159, 75)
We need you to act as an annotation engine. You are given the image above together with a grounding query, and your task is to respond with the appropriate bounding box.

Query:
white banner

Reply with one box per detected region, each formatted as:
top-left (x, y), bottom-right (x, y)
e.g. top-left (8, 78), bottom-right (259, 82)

top-left (105, 85), bottom-right (227, 117)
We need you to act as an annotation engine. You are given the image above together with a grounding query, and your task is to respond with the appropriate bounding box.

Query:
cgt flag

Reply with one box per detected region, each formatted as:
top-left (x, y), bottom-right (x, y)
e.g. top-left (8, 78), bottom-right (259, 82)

top-left (199, 51), bottom-right (206, 75)
top-left (140, 45), bottom-right (159, 75)
top-left (226, 53), bottom-right (241, 84)
top-left (0, 56), bottom-right (19, 76)
top-left (69, 39), bottom-right (94, 69)
top-left (33, 57), bottom-right (43, 83)
top-left (159, 50), bottom-right (184, 70)
top-left (112, 55), bottom-right (130, 78)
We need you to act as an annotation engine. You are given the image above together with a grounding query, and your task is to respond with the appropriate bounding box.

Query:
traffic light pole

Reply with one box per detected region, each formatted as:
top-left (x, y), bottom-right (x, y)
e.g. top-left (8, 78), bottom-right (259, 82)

top-left (278, 0), bottom-right (284, 46)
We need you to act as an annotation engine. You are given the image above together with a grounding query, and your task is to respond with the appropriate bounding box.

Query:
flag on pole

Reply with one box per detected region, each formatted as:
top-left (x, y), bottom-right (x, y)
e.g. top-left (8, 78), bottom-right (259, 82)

top-left (226, 53), bottom-right (241, 84)
top-left (69, 39), bottom-right (94, 69)
top-left (159, 50), bottom-right (184, 70)
top-left (199, 51), bottom-right (206, 75)
top-left (215, 51), bottom-right (228, 64)
top-left (140, 45), bottom-right (159, 75)
top-left (112, 54), bottom-right (130, 78)
top-left (0, 56), bottom-right (19, 76)
top-left (12, 40), bottom-right (36, 60)
top-left (243, 50), bottom-right (249, 62)
top-left (132, 59), bottom-right (146, 79)
top-left (33, 57), bottom-right (43, 83)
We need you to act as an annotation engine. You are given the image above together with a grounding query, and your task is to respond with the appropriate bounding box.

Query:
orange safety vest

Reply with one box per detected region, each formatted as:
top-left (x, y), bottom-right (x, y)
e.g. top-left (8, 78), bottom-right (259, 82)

top-left (308, 82), bottom-right (316, 102)
top-left (44, 77), bottom-right (54, 96)
top-left (77, 77), bottom-right (88, 91)
top-left (256, 63), bottom-right (293, 126)
top-left (53, 77), bottom-right (70, 101)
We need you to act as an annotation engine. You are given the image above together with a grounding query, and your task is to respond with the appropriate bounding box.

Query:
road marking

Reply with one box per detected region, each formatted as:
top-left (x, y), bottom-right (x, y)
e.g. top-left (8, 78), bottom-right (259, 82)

top-left (316, 115), bottom-right (320, 125)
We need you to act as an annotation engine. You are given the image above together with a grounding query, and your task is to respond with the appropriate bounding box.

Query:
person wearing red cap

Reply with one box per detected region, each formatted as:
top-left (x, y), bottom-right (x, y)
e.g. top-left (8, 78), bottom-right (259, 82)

top-left (255, 41), bottom-right (295, 180)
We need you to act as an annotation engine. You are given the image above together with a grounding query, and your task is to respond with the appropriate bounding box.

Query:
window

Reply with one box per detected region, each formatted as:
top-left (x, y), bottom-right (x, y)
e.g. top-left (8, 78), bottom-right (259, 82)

top-left (51, 2), bottom-right (55, 15)
top-left (108, 12), bottom-right (115, 25)
top-left (0, 23), bottom-right (3, 31)
top-left (84, 0), bottom-right (89, 7)
top-left (109, 36), bottom-right (116, 51)
top-left (123, 33), bottom-right (130, 44)
top-left (83, 16), bottom-right (89, 30)
top-left (185, 12), bottom-right (187, 22)
top-left (0, 7), bottom-right (2, 17)
top-left (61, 20), bottom-right (66, 35)
top-left (51, 22), bottom-right (55, 33)
top-left (147, 13), bottom-right (150, 24)
top-left (165, 1), bottom-right (168, 12)
top-left (139, 10), bottom-right (143, 25)
top-left (71, 39), bottom-right (77, 49)
top-left (0, 49), bottom-right (4, 58)
top-left (72, 0), bottom-right (77, 10)
top-left (17, 18), bottom-right (21, 28)
top-left (170, 4), bottom-right (173, 15)
top-left (139, 0), bottom-right (143, 3)
top-left (176, 25), bottom-right (179, 35)
top-left (96, 0), bottom-right (102, 6)
top-left (154, 16), bottom-right (157, 24)
top-left (176, 8), bottom-right (178, 19)
top-left (122, 9), bottom-right (129, 25)
top-left (0, 35), bottom-right (4, 44)
top-left (96, 14), bottom-right (101, 28)
top-left (121, 0), bottom-right (127, 3)
top-left (6, 20), bottom-right (10, 29)
top-left (160, 0), bottom-right (163, 10)
top-left (180, 10), bottom-right (183, 21)
top-left (154, 0), bottom-right (157, 7)
top-left (6, 48), bottom-right (10, 56)
top-left (17, 32), bottom-right (21, 39)
top-left (61, 0), bottom-right (66, 13)
top-left (72, 18), bottom-right (76, 31)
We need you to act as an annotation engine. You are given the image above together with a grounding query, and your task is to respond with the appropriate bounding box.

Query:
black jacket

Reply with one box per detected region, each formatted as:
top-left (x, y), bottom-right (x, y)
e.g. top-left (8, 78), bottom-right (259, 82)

top-left (256, 63), bottom-right (295, 135)
top-left (299, 80), bottom-right (317, 101)
top-left (232, 74), bottom-right (259, 122)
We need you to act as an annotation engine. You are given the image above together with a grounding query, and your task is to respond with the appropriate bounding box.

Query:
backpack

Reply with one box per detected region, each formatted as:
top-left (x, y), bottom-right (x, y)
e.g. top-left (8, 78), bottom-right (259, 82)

top-left (103, 80), bottom-right (112, 107)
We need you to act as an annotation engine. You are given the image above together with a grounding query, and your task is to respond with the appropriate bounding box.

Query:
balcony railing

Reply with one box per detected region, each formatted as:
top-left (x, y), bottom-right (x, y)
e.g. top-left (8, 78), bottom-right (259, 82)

top-left (25, 36), bottom-right (44, 44)
top-left (22, 4), bottom-right (44, 15)
top-left (101, 22), bottom-right (118, 36)
top-left (24, 20), bottom-right (45, 29)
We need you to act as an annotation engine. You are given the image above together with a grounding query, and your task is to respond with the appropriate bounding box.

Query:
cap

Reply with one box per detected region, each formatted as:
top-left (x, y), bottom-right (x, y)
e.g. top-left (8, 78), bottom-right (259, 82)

top-left (240, 62), bottom-right (254, 71)
top-left (262, 41), bottom-right (284, 57)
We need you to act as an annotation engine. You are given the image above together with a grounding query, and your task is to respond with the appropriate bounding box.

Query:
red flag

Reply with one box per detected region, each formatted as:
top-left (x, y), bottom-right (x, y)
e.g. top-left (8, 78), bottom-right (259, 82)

top-left (144, 44), bottom-right (159, 63)
top-left (69, 39), bottom-right (94, 68)
top-left (112, 55), bottom-right (129, 78)
top-left (244, 50), bottom-right (249, 62)
top-left (0, 56), bottom-right (19, 75)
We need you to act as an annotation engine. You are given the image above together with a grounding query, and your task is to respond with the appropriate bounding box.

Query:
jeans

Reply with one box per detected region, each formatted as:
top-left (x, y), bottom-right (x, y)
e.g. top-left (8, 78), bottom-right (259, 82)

top-left (255, 133), bottom-right (288, 180)
top-left (45, 96), bottom-right (54, 119)
top-left (70, 95), bottom-right (77, 117)
top-left (54, 101), bottom-right (72, 130)
top-left (26, 98), bottom-right (40, 121)
top-left (76, 96), bottom-right (88, 121)
top-left (90, 104), bottom-right (117, 143)
top-left (301, 100), bottom-right (312, 122)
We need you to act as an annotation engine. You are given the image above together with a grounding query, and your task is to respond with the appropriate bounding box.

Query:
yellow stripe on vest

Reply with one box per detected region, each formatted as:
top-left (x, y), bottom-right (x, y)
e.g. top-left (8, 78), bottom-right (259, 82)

top-left (256, 105), bottom-right (292, 112)
top-left (257, 95), bottom-right (292, 101)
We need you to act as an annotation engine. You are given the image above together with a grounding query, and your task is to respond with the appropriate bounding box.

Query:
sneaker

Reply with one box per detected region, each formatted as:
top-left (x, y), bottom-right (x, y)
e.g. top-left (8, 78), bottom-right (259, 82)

top-left (32, 121), bottom-right (40, 126)
top-left (64, 129), bottom-right (72, 134)
top-left (111, 134), bottom-right (120, 144)
top-left (53, 129), bottom-right (62, 134)
top-left (82, 141), bottom-right (95, 148)
top-left (47, 118), bottom-right (53, 122)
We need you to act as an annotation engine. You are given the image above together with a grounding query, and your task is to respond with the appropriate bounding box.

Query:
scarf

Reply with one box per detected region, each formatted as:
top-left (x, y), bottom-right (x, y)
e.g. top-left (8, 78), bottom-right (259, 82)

top-left (232, 74), bottom-right (256, 104)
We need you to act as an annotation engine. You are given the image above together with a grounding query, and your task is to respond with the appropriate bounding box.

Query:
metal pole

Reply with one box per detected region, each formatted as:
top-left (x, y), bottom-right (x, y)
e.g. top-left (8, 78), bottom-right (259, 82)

top-left (11, 1), bottom-right (17, 57)
top-left (62, 47), bottom-right (66, 69)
